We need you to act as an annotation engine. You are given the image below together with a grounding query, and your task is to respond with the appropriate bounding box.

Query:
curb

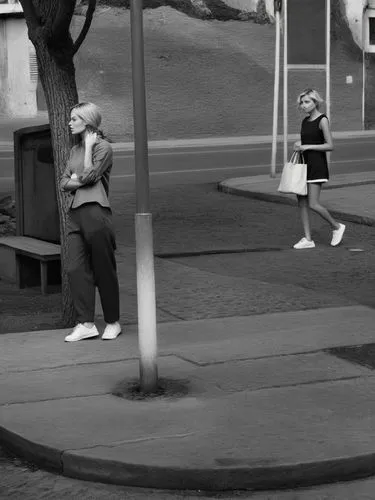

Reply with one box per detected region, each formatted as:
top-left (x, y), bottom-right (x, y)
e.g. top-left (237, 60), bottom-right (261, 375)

top-left (1, 425), bottom-right (375, 491)
top-left (218, 181), bottom-right (375, 227)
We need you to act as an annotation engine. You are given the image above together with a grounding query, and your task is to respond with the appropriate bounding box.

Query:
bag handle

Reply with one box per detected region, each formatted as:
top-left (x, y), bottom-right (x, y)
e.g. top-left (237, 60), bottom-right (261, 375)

top-left (290, 151), bottom-right (305, 164)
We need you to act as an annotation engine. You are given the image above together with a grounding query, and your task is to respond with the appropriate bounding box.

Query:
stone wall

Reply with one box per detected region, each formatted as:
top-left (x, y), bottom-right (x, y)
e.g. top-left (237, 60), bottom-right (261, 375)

top-left (222, 0), bottom-right (274, 17)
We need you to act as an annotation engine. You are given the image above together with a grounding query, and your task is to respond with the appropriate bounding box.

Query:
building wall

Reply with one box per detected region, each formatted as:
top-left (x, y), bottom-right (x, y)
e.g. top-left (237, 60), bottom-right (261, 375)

top-left (0, 16), bottom-right (37, 116)
top-left (343, 0), bottom-right (366, 47)
top-left (222, 0), bottom-right (367, 47)
top-left (0, 17), bottom-right (7, 114)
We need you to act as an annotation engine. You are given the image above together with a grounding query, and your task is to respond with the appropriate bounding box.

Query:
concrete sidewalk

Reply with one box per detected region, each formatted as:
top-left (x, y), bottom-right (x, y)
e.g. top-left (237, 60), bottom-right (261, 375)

top-left (1, 306), bottom-right (375, 491)
top-left (1, 169), bottom-right (375, 492)
top-left (220, 171), bottom-right (375, 227)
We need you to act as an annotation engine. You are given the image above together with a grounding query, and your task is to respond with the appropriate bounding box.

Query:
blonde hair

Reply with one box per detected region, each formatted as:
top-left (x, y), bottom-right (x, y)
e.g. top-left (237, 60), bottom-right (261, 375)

top-left (297, 89), bottom-right (324, 109)
top-left (71, 102), bottom-right (102, 131)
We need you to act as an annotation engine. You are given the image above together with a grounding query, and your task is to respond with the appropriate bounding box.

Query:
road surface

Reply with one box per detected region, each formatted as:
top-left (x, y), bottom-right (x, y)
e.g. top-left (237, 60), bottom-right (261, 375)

top-left (0, 137), bottom-right (374, 193)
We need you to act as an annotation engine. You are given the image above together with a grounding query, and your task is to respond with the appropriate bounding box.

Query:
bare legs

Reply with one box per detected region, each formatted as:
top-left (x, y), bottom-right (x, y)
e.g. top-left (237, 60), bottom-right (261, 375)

top-left (296, 195), bottom-right (312, 240)
top-left (307, 183), bottom-right (340, 230)
top-left (297, 183), bottom-right (340, 239)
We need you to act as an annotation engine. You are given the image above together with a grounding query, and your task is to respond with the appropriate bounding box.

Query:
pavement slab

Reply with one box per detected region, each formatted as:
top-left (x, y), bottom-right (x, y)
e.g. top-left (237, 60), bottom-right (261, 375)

top-left (3, 379), bottom-right (375, 490)
top-left (1, 350), bottom-right (370, 406)
top-left (2, 306), bottom-right (375, 373)
top-left (2, 306), bottom-right (375, 490)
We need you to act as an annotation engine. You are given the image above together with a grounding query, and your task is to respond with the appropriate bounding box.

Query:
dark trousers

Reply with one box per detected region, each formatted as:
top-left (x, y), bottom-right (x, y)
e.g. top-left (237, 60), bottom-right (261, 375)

top-left (66, 203), bottom-right (120, 324)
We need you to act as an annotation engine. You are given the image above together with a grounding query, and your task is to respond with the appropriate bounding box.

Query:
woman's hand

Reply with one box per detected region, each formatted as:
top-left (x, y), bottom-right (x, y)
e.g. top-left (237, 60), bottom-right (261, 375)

top-left (294, 141), bottom-right (308, 152)
top-left (85, 131), bottom-right (97, 149)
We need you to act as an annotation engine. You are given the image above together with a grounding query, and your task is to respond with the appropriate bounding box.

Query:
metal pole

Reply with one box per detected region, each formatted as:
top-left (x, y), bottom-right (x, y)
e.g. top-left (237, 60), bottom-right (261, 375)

top-left (283, 0), bottom-right (288, 165)
top-left (130, 0), bottom-right (158, 393)
top-left (362, 7), bottom-right (366, 130)
top-left (271, 1), bottom-right (282, 177)
top-left (325, 0), bottom-right (331, 123)
top-left (325, 0), bottom-right (331, 162)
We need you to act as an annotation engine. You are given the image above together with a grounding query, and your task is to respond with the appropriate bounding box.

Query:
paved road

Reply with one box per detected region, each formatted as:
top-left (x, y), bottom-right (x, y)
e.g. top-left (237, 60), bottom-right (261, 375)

top-left (1, 137), bottom-right (375, 194)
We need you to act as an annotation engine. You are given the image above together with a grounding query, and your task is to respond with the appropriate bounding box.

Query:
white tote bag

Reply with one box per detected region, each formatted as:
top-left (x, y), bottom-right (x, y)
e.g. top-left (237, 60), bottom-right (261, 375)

top-left (277, 151), bottom-right (307, 196)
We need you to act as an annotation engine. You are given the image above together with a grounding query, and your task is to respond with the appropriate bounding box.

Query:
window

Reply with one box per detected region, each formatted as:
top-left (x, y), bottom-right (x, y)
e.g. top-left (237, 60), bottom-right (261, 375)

top-left (370, 17), bottom-right (375, 46)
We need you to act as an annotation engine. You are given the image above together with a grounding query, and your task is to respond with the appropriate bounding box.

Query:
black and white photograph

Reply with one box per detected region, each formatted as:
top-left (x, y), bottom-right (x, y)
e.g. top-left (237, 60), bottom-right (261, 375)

top-left (1, 1), bottom-right (375, 498)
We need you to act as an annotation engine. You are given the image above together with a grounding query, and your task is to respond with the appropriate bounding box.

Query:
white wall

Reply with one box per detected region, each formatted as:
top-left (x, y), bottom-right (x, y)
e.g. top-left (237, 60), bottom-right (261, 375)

top-left (343, 0), bottom-right (366, 47)
top-left (0, 16), bottom-right (37, 116)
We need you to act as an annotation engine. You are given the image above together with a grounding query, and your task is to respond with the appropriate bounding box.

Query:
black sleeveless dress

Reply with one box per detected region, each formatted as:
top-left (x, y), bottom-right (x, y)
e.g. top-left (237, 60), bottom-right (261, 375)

top-left (300, 114), bottom-right (329, 183)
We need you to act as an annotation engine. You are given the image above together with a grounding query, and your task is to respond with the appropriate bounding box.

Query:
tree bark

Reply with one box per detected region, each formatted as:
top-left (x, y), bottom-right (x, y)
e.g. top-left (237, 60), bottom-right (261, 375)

top-left (34, 37), bottom-right (78, 326)
top-left (19, 0), bottom-right (96, 327)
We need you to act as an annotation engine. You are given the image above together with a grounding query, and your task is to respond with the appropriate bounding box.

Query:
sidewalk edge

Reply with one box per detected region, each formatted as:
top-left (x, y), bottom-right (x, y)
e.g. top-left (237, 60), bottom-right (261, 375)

top-left (1, 423), bottom-right (375, 491)
top-left (218, 182), bottom-right (375, 227)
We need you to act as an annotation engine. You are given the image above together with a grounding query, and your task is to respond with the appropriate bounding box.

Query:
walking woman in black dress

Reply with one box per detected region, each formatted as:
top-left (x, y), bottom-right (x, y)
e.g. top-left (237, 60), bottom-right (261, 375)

top-left (293, 89), bottom-right (346, 249)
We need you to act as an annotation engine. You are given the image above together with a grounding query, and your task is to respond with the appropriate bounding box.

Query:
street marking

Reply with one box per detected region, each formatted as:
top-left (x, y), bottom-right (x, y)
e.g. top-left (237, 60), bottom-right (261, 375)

top-left (112, 146), bottom-right (273, 158)
top-left (111, 164), bottom-right (271, 178)
top-left (1, 139), bottom-right (374, 161)
top-left (110, 157), bottom-right (375, 179)
top-left (112, 140), bottom-right (375, 158)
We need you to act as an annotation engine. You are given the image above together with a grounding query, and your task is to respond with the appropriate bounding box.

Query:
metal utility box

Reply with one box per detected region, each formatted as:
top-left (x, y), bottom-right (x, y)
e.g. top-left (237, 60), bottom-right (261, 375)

top-left (14, 124), bottom-right (60, 243)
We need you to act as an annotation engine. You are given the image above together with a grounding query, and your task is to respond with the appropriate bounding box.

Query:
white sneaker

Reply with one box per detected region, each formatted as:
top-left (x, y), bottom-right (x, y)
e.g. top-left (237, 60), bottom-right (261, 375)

top-left (331, 223), bottom-right (346, 247)
top-left (102, 322), bottom-right (122, 340)
top-left (293, 237), bottom-right (315, 249)
top-left (65, 323), bottom-right (99, 342)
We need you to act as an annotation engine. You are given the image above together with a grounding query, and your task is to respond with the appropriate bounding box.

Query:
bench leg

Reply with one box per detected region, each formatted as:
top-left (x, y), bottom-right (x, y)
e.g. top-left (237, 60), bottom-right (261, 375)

top-left (40, 261), bottom-right (48, 295)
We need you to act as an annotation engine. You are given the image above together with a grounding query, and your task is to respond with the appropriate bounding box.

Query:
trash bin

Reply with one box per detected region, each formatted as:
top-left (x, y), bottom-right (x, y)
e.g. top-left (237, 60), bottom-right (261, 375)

top-left (14, 124), bottom-right (60, 243)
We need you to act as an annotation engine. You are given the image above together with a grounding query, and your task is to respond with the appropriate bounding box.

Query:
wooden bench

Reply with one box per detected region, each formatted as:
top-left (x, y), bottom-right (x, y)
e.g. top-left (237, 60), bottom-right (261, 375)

top-left (0, 236), bottom-right (61, 294)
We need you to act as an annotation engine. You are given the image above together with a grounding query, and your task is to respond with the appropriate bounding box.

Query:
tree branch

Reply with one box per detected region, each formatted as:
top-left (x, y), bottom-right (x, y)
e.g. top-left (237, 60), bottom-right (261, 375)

top-left (72, 0), bottom-right (97, 56)
top-left (18, 0), bottom-right (42, 33)
top-left (50, 0), bottom-right (76, 42)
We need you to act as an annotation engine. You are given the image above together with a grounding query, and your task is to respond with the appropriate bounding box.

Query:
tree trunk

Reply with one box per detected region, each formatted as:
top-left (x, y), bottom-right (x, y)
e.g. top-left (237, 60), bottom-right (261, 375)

top-left (34, 38), bottom-right (78, 327)
top-left (19, 0), bottom-right (98, 327)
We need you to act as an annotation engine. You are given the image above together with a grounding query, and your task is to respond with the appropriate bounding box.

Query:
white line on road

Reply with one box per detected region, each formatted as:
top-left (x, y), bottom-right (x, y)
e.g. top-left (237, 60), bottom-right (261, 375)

top-left (113, 140), bottom-right (375, 158)
top-left (110, 157), bottom-right (375, 179)
top-left (111, 164), bottom-right (261, 178)
top-left (0, 139), bottom-right (373, 161)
